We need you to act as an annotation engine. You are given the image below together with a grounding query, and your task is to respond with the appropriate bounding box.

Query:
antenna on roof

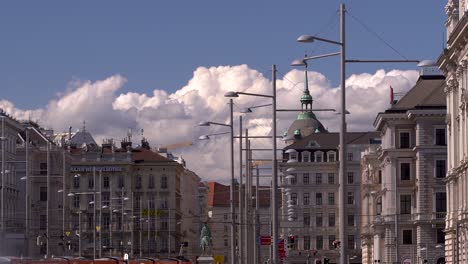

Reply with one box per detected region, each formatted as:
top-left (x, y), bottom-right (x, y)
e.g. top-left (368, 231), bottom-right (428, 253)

top-left (82, 121), bottom-right (86, 133)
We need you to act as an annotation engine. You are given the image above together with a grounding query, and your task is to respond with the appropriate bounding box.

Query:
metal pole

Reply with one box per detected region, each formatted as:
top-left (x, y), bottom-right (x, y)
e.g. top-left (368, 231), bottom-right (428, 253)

top-left (99, 170), bottom-right (102, 258)
top-left (239, 115), bottom-right (244, 264)
top-left (62, 149), bottom-right (66, 255)
top-left (79, 211), bottom-right (82, 257)
top-left (140, 198), bottom-right (142, 258)
top-left (245, 139), bottom-right (251, 264)
top-left (244, 129), bottom-right (249, 264)
top-left (0, 116), bottom-right (4, 242)
top-left (46, 142), bottom-right (51, 258)
top-left (147, 199), bottom-right (150, 256)
top-left (110, 193), bottom-right (113, 256)
top-left (255, 166), bottom-right (260, 264)
top-left (93, 168), bottom-right (96, 260)
top-left (338, 4), bottom-right (347, 264)
top-left (271, 64), bottom-right (279, 264)
top-left (229, 98), bottom-right (236, 264)
top-left (168, 208), bottom-right (171, 257)
top-left (25, 129), bottom-right (30, 257)
top-left (122, 188), bottom-right (125, 257)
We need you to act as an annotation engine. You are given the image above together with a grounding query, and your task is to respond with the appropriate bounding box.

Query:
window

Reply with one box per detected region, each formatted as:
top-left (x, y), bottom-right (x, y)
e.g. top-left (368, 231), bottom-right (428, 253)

top-left (328, 213), bottom-right (335, 227)
top-left (347, 192), bottom-right (355, 205)
top-left (376, 197), bottom-right (382, 215)
top-left (328, 152), bottom-right (336, 162)
top-left (118, 175), bottom-right (124, 188)
top-left (347, 235), bottom-right (355, 249)
top-left (224, 214), bottom-right (228, 220)
top-left (348, 214), bottom-right (355, 226)
top-left (328, 173), bottom-right (335, 184)
top-left (315, 173), bottom-right (322, 184)
top-left (436, 192), bottom-right (447, 212)
top-left (315, 152), bottom-right (323, 162)
top-left (347, 172), bottom-right (354, 184)
top-left (435, 128), bottom-right (446, 146)
top-left (103, 214), bottom-right (110, 230)
top-left (303, 193), bottom-right (310, 205)
top-left (347, 152), bottom-right (353, 161)
top-left (303, 173), bottom-right (310, 185)
top-left (402, 230), bottom-right (413, 244)
top-left (289, 152), bottom-right (298, 161)
top-left (73, 176), bottom-right (80, 188)
top-left (399, 132), bottom-right (410, 148)
top-left (328, 192), bottom-right (335, 205)
top-left (88, 214), bottom-right (93, 229)
top-left (40, 187), bottom-right (47, 201)
top-left (316, 236), bottom-right (323, 250)
top-left (328, 235), bottom-right (336, 249)
top-left (316, 193), bottom-right (322, 206)
top-left (290, 173), bottom-right (297, 185)
top-left (136, 175), bottom-right (142, 189)
top-left (435, 160), bottom-right (446, 178)
top-left (400, 163), bottom-right (411, 181)
top-left (40, 215), bottom-right (46, 230)
top-left (102, 192), bottom-right (110, 206)
top-left (316, 214), bottom-right (323, 227)
top-left (73, 195), bottom-right (80, 208)
top-left (304, 236), bottom-right (311, 250)
top-left (400, 194), bottom-right (412, 214)
top-left (40, 163), bottom-right (47, 175)
top-left (303, 213), bottom-right (310, 226)
top-left (161, 176), bottom-right (168, 189)
top-left (103, 175), bottom-right (110, 188)
top-left (291, 193), bottom-right (297, 205)
top-left (302, 152), bottom-right (310, 162)
top-left (436, 228), bottom-right (445, 244)
top-left (88, 176), bottom-right (94, 189)
top-left (224, 239), bottom-right (228, 247)
top-left (88, 195), bottom-right (94, 208)
top-left (378, 170), bottom-right (382, 184)
top-left (148, 175), bottom-right (155, 189)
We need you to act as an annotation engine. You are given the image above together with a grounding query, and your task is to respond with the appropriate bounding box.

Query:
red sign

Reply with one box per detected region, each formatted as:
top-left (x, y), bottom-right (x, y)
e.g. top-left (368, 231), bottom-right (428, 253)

top-left (278, 239), bottom-right (285, 260)
top-left (260, 236), bottom-right (271, 245)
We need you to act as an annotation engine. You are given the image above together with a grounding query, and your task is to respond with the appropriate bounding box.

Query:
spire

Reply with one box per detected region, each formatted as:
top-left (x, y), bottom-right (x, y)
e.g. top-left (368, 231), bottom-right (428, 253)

top-left (82, 120), bottom-right (86, 133)
top-left (297, 59), bottom-right (315, 120)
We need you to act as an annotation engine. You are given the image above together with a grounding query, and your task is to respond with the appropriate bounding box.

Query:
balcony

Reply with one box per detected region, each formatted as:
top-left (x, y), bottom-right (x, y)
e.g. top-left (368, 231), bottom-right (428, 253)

top-left (431, 212), bottom-right (447, 222)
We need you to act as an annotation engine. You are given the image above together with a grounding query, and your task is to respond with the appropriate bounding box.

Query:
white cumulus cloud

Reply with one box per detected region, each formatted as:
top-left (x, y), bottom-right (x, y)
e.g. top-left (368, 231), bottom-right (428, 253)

top-left (0, 65), bottom-right (419, 183)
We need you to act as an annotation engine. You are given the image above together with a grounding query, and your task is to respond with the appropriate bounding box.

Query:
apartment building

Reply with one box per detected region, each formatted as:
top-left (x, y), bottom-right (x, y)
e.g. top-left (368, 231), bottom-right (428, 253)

top-left (438, 1), bottom-right (468, 263)
top-left (369, 70), bottom-right (447, 264)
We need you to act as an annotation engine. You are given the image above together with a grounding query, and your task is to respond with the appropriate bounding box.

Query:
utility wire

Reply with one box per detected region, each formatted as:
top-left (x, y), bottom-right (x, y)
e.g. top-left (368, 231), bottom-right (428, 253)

top-left (347, 10), bottom-right (408, 60)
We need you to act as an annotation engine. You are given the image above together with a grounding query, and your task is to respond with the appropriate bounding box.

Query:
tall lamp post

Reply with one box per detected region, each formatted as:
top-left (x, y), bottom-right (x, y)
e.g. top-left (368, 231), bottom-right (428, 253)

top-left (199, 98), bottom-right (235, 264)
top-left (225, 65), bottom-right (278, 263)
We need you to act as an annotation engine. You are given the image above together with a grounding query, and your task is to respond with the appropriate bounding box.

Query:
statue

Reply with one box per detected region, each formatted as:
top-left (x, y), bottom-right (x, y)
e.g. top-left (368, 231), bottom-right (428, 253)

top-left (199, 222), bottom-right (212, 255)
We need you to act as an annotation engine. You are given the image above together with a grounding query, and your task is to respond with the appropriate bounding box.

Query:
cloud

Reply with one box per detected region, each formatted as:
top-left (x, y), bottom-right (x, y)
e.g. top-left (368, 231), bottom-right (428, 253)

top-left (0, 65), bottom-right (418, 183)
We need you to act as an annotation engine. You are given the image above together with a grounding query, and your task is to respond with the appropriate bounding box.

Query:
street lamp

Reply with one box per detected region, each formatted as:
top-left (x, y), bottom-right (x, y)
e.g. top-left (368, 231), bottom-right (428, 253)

top-left (199, 98), bottom-right (235, 264)
top-left (225, 65), bottom-right (279, 263)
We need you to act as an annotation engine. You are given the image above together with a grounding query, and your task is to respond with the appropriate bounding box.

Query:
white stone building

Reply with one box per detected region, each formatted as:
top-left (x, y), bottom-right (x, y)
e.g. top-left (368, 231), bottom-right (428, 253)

top-left (280, 80), bottom-right (380, 264)
top-left (369, 71), bottom-right (447, 264)
top-left (438, 1), bottom-right (468, 263)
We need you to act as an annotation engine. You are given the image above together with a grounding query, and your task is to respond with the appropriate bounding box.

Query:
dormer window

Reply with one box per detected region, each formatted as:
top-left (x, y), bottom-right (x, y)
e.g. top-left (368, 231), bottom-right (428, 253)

top-left (327, 151), bottom-right (336, 162)
top-left (289, 152), bottom-right (298, 161)
top-left (315, 151), bottom-right (323, 162)
top-left (302, 151), bottom-right (311, 162)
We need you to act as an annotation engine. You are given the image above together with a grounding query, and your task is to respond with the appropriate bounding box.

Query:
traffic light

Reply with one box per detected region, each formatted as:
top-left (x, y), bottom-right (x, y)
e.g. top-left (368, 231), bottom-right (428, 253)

top-left (287, 235), bottom-right (295, 249)
top-left (324, 258), bottom-right (330, 264)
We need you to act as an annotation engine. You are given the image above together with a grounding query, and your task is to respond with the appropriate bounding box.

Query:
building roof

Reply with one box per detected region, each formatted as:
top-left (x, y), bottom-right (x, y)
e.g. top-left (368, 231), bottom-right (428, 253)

top-left (132, 148), bottom-right (176, 163)
top-left (207, 182), bottom-right (271, 207)
top-left (284, 131), bottom-right (380, 150)
top-left (389, 76), bottom-right (445, 111)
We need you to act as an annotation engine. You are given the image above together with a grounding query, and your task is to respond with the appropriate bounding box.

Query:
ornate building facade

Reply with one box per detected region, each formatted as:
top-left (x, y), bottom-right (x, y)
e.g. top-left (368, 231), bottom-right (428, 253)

top-left (367, 71), bottom-right (447, 264)
top-left (438, 1), bottom-right (468, 263)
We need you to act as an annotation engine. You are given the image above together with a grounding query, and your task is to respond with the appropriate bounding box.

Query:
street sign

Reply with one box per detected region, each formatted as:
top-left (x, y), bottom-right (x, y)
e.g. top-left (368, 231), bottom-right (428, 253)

top-left (260, 236), bottom-right (271, 246)
top-left (96, 226), bottom-right (101, 232)
top-left (65, 231), bottom-right (71, 237)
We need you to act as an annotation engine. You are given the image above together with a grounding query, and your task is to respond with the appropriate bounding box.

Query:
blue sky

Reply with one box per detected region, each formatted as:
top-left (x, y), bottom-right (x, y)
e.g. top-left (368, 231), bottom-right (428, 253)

top-left (0, 0), bottom-right (446, 109)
